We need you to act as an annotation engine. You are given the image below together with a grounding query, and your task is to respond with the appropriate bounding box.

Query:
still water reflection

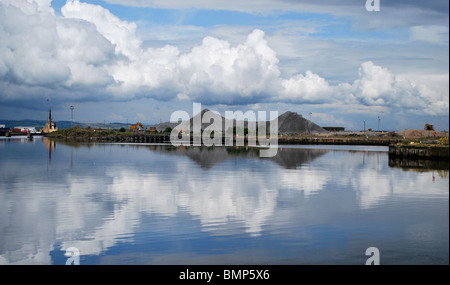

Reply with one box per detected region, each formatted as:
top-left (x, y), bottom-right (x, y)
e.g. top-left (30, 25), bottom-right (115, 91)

top-left (0, 137), bottom-right (448, 264)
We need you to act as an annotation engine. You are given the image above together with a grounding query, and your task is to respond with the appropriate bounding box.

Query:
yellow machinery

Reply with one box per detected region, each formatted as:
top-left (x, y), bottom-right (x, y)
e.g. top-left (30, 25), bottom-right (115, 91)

top-left (129, 123), bottom-right (144, 131)
top-left (439, 136), bottom-right (449, 145)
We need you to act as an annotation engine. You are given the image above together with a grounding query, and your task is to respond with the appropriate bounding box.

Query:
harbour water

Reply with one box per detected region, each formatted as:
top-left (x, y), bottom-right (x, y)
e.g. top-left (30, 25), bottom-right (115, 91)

top-left (0, 136), bottom-right (448, 265)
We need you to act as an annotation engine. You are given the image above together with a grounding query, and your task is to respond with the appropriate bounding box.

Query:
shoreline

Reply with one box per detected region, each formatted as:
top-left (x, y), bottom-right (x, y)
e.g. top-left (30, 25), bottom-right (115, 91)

top-left (4, 129), bottom-right (447, 161)
top-left (277, 136), bottom-right (401, 146)
top-left (46, 132), bottom-right (403, 146)
top-left (43, 127), bottom-right (449, 161)
top-left (388, 143), bottom-right (449, 161)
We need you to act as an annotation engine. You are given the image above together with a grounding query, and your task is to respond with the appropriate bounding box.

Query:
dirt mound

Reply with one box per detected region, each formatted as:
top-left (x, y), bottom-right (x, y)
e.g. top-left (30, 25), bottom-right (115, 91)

top-left (276, 111), bottom-right (328, 135)
top-left (396, 129), bottom-right (448, 138)
top-left (152, 110), bottom-right (329, 135)
top-left (153, 109), bottom-right (233, 133)
top-left (152, 121), bottom-right (179, 132)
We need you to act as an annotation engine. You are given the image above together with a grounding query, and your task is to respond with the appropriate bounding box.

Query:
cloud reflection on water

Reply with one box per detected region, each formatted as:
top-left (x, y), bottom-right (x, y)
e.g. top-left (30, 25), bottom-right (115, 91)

top-left (0, 139), bottom-right (447, 264)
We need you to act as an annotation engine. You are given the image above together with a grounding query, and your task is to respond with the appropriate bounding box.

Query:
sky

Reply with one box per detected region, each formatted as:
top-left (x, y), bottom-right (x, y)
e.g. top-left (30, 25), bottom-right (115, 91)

top-left (0, 0), bottom-right (448, 131)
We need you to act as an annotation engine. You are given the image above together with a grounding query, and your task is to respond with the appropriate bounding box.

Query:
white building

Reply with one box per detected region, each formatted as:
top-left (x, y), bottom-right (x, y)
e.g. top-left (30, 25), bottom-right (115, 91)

top-left (14, 127), bottom-right (37, 133)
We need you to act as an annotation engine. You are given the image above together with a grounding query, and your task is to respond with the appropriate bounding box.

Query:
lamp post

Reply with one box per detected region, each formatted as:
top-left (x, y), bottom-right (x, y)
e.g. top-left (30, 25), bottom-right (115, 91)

top-left (70, 105), bottom-right (74, 128)
top-left (309, 112), bottom-right (312, 135)
top-left (377, 115), bottom-right (381, 132)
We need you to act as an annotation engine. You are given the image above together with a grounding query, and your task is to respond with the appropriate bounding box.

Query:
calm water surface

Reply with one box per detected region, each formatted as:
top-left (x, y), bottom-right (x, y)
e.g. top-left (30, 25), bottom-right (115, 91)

top-left (0, 137), bottom-right (448, 265)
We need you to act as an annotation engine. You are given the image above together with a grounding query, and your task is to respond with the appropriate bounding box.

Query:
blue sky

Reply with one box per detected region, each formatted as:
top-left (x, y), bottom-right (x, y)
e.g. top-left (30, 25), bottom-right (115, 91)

top-left (0, 0), bottom-right (448, 130)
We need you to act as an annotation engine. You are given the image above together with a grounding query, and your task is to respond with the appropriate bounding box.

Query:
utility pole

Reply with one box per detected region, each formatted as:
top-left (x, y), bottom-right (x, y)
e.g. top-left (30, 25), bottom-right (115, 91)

top-left (70, 105), bottom-right (74, 128)
top-left (364, 121), bottom-right (366, 132)
top-left (309, 112), bottom-right (312, 135)
top-left (46, 98), bottom-right (49, 122)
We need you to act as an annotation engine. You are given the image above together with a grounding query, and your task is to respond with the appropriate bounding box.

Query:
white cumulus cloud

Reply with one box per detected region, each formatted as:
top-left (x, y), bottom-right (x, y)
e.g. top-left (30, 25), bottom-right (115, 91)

top-left (0, 0), bottom-right (448, 117)
top-left (61, 0), bottom-right (142, 60)
top-left (279, 70), bottom-right (333, 103)
top-left (176, 29), bottom-right (281, 103)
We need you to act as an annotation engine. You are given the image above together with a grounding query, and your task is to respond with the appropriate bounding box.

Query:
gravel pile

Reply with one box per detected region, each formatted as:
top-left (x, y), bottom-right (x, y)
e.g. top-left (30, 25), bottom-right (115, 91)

top-left (152, 110), bottom-right (328, 135)
top-left (276, 111), bottom-right (328, 135)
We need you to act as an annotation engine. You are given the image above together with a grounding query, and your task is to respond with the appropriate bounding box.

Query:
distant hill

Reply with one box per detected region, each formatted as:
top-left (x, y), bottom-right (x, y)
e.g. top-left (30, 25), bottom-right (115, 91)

top-left (0, 119), bottom-right (136, 130)
top-left (1, 110), bottom-right (328, 135)
top-left (0, 119), bottom-right (48, 130)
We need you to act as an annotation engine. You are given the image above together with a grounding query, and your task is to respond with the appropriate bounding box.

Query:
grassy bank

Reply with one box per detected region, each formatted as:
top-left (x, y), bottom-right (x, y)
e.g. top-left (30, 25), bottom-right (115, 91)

top-left (47, 126), bottom-right (153, 140)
